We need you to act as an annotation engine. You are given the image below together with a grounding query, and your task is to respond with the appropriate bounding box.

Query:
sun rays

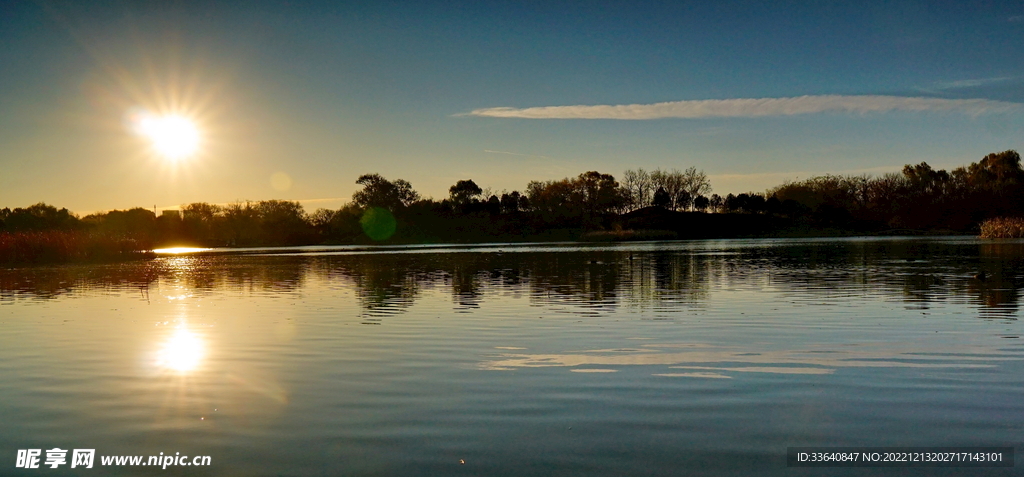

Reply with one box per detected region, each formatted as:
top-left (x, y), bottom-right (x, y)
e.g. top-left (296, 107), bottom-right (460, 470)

top-left (132, 112), bottom-right (202, 161)
top-left (78, 45), bottom-right (234, 181)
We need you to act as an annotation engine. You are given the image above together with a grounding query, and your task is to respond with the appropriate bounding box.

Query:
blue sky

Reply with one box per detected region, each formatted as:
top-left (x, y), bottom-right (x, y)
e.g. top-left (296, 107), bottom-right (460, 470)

top-left (1, 0), bottom-right (1023, 213)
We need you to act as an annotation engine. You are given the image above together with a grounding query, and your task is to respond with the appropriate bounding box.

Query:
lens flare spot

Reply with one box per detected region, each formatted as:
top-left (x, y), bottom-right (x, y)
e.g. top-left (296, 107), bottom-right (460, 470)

top-left (271, 172), bottom-right (293, 191)
top-left (360, 207), bottom-right (397, 241)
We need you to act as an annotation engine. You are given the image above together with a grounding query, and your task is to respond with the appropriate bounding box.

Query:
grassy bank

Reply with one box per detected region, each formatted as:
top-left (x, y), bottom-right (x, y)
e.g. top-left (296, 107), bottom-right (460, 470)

top-left (580, 229), bottom-right (678, 241)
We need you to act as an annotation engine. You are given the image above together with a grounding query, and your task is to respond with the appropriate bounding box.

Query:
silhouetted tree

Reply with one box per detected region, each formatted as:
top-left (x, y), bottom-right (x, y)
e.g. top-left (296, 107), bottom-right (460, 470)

top-left (710, 194), bottom-right (723, 213)
top-left (353, 174), bottom-right (419, 210)
top-left (486, 195), bottom-right (501, 214)
top-left (11, 149), bottom-right (1024, 247)
top-left (156, 210), bottom-right (183, 243)
top-left (181, 202), bottom-right (221, 243)
top-left (650, 169), bottom-right (684, 210)
top-left (83, 208), bottom-right (157, 242)
top-left (518, 194), bottom-right (531, 212)
top-left (676, 191), bottom-right (692, 212)
top-left (575, 171), bottom-right (625, 218)
top-left (0, 203), bottom-right (79, 231)
top-left (449, 179), bottom-right (483, 210)
top-left (724, 194), bottom-right (738, 213)
top-left (653, 187), bottom-right (671, 208)
top-left (500, 191), bottom-right (522, 213)
top-left (693, 195), bottom-right (710, 212)
top-left (310, 208), bottom-right (337, 234)
top-left (222, 202), bottom-right (260, 245)
top-left (781, 199), bottom-right (808, 218)
top-left (968, 150), bottom-right (1023, 189)
top-left (526, 178), bottom-right (575, 219)
top-left (322, 204), bottom-right (364, 241)
top-left (747, 193), bottom-right (766, 214)
top-left (526, 171), bottom-right (624, 224)
top-left (621, 168), bottom-right (653, 211)
top-left (903, 162), bottom-right (949, 195)
top-left (681, 166), bottom-right (712, 199)
top-left (765, 196), bottom-right (782, 215)
top-left (256, 200), bottom-right (312, 245)
top-left (621, 167), bottom-right (711, 212)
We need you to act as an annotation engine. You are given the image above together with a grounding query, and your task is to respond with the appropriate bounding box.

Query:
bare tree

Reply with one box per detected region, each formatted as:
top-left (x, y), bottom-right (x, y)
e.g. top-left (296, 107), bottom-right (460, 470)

top-left (681, 166), bottom-right (712, 199)
top-left (621, 168), bottom-right (653, 211)
top-left (650, 169), bottom-right (686, 210)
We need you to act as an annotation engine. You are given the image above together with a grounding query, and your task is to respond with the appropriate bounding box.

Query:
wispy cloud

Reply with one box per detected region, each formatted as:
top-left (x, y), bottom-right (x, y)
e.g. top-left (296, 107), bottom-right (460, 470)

top-left (465, 95), bottom-right (1020, 120)
top-left (924, 76), bottom-right (1017, 92)
top-left (483, 149), bottom-right (550, 159)
top-left (1009, 15), bottom-right (1023, 22)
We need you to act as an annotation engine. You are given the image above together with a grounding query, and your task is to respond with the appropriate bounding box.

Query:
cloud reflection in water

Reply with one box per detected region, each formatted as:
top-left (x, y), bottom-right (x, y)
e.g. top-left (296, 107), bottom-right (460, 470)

top-left (480, 342), bottom-right (1013, 376)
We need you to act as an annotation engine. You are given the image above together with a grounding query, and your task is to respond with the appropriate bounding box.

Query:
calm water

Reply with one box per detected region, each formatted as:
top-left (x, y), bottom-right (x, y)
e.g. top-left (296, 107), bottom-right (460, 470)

top-left (2, 237), bottom-right (1022, 476)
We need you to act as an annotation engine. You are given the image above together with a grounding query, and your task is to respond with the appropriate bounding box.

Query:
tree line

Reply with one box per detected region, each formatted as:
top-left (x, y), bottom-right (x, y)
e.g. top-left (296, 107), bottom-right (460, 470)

top-left (767, 149), bottom-right (1024, 231)
top-left (2, 149), bottom-right (1021, 250)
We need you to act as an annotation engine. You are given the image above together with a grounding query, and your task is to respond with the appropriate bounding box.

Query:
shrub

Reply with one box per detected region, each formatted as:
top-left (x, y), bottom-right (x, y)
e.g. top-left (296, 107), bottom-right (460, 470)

top-left (979, 217), bottom-right (1024, 238)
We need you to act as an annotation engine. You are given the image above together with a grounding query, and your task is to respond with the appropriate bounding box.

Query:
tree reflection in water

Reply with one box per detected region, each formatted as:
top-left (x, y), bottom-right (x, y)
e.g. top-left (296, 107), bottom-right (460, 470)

top-left (1, 238), bottom-right (1022, 319)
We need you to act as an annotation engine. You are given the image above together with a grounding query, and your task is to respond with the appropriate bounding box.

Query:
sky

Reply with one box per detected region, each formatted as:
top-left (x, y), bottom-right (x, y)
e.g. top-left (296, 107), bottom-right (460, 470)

top-left (1, 0), bottom-right (1023, 214)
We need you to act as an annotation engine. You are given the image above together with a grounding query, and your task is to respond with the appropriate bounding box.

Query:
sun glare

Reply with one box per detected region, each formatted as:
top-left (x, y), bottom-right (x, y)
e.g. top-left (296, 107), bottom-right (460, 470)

top-left (156, 327), bottom-right (205, 373)
top-left (153, 246), bottom-right (212, 254)
top-left (137, 114), bottom-right (201, 160)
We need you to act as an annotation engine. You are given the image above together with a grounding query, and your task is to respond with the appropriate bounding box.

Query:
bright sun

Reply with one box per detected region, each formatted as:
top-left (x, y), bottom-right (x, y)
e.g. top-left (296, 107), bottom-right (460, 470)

top-left (138, 115), bottom-right (201, 160)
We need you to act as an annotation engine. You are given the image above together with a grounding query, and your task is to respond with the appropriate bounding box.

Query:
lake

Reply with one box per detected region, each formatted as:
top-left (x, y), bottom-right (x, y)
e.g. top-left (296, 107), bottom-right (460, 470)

top-left (1, 237), bottom-right (1022, 476)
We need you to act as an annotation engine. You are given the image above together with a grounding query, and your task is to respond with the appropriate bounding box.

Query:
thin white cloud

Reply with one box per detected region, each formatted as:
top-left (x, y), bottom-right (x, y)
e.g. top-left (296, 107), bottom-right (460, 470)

top-left (483, 149), bottom-right (550, 159)
top-left (465, 95), bottom-right (1021, 120)
top-left (925, 76), bottom-right (1017, 91)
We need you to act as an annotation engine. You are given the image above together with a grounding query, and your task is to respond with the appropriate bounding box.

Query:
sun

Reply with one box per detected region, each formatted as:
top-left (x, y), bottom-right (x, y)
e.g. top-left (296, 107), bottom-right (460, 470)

top-left (137, 114), bottom-right (201, 160)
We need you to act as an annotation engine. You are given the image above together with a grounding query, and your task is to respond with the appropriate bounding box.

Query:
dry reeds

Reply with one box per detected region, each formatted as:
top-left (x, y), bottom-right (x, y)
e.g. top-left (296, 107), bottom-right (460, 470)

top-left (0, 230), bottom-right (153, 265)
top-left (580, 229), bottom-right (678, 242)
top-left (979, 217), bottom-right (1024, 238)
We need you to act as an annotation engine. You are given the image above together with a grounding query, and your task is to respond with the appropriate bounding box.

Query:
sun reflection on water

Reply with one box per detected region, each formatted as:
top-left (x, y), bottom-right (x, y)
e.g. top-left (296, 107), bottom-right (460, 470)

top-left (156, 327), bottom-right (205, 373)
top-left (153, 247), bottom-right (211, 254)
